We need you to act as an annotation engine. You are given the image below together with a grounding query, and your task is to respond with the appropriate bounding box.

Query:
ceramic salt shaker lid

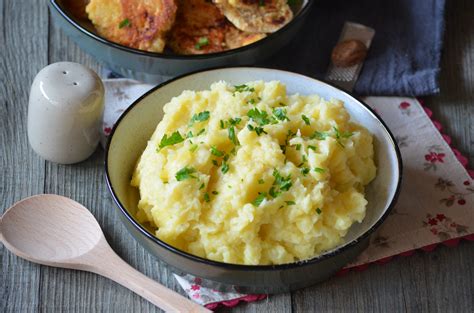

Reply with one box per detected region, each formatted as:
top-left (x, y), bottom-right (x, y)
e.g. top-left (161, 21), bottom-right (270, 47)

top-left (28, 62), bottom-right (104, 164)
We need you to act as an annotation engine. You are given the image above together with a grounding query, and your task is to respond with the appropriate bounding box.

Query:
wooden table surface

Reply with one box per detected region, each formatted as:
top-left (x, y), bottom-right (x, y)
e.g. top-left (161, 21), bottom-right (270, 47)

top-left (2, 1), bottom-right (473, 312)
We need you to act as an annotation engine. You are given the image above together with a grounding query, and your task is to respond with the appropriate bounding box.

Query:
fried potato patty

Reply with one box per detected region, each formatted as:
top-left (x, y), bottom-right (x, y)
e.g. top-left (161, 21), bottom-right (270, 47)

top-left (168, 0), bottom-right (265, 54)
top-left (213, 0), bottom-right (293, 33)
top-left (86, 0), bottom-right (177, 52)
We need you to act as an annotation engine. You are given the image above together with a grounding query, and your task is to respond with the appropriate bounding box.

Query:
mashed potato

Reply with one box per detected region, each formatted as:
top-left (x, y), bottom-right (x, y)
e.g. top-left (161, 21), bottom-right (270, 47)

top-left (131, 81), bottom-right (376, 265)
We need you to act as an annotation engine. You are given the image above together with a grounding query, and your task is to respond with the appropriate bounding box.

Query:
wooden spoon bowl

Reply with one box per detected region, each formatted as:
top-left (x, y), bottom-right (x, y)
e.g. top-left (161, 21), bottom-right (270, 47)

top-left (0, 194), bottom-right (209, 312)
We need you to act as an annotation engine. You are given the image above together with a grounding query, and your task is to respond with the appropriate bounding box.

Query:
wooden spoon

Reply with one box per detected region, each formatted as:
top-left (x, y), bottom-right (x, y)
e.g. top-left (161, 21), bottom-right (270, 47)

top-left (0, 194), bottom-right (210, 313)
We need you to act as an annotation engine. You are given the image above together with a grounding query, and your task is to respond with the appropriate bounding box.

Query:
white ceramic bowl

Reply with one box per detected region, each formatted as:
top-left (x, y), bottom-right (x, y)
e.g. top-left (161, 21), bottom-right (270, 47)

top-left (105, 67), bottom-right (402, 293)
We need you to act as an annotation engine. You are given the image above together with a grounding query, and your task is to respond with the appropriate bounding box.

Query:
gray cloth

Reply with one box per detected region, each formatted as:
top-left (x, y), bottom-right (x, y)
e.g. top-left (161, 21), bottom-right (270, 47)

top-left (264, 0), bottom-right (446, 96)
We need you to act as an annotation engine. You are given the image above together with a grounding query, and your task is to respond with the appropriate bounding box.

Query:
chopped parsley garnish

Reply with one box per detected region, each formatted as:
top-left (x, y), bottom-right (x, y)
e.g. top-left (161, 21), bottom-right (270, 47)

top-left (220, 120), bottom-right (225, 129)
top-left (196, 128), bottom-right (205, 136)
top-left (158, 131), bottom-right (184, 149)
top-left (311, 130), bottom-right (329, 140)
top-left (195, 37), bottom-right (209, 50)
top-left (280, 145), bottom-right (287, 153)
top-left (233, 84), bottom-right (255, 94)
top-left (308, 145), bottom-right (317, 151)
top-left (175, 167), bottom-right (197, 181)
top-left (199, 183), bottom-right (205, 190)
top-left (314, 167), bottom-right (326, 173)
top-left (203, 193), bottom-right (210, 202)
top-left (247, 108), bottom-right (274, 126)
top-left (252, 192), bottom-right (267, 206)
top-left (210, 146), bottom-right (224, 157)
top-left (223, 154), bottom-right (230, 162)
top-left (302, 114), bottom-right (311, 125)
top-left (247, 98), bottom-right (256, 105)
top-left (230, 147), bottom-right (237, 155)
top-left (285, 201), bottom-right (296, 206)
top-left (333, 127), bottom-right (354, 148)
top-left (247, 124), bottom-right (267, 136)
top-left (221, 162), bottom-right (229, 174)
top-left (301, 167), bottom-right (310, 176)
top-left (295, 144), bottom-right (302, 151)
top-left (258, 179), bottom-right (265, 184)
top-left (316, 208), bottom-right (322, 214)
top-left (118, 18), bottom-right (130, 29)
top-left (189, 111), bottom-right (210, 126)
top-left (228, 126), bottom-right (239, 145)
top-left (273, 108), bottom-right (289, 121)
top-left (212, 160), bottom-right (219, 166)
top-left (269, 169), bottom-right (292, 198)
top-left (186, 131), bottom-right (194, 138)
top-left (212, 191), bottom-right (219, 195)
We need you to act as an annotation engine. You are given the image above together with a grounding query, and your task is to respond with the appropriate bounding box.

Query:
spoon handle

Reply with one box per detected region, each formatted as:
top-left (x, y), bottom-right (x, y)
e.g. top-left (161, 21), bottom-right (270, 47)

top-left (88, 241), bottom-right (210, 312)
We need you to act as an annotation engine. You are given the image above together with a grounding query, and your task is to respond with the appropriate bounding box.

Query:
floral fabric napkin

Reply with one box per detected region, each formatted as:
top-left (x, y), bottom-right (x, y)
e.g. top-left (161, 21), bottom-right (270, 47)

top-left (101, 79), bottom-right (473, 309)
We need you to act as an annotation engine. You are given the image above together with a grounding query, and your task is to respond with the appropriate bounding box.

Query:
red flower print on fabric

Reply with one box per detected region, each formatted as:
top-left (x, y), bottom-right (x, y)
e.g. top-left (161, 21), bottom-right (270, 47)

top-left (399, 101), bottom-right (412, 115)
top-left (425, 152), bottom-right (445, 163)
top-left (423, 213), bottom-right (469, 241)
top-left (435, 178), bottom-right (472, 207)
top-left (423, 145), bottom-right (445, 171)
top-left (191, 284), bottom-right (200, 291)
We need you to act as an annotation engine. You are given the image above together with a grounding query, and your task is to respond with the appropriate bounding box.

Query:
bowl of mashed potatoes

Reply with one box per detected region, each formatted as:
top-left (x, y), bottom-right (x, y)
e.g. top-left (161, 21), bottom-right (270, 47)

top-left (105, 67), bottom-right (402, 293)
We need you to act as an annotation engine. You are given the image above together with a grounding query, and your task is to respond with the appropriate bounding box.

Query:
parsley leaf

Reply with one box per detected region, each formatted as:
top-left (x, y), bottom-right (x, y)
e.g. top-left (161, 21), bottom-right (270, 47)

top-left (196, 128), bottom-right (205, 136)
top-left (203, 193), bottom-right (210, 202)
top-left (295, 144), bottom-right (301, 151)
top-left (269, 169), bottom-right (292, 198)
top-left (234, 84), bottom-right (255, 94)
top-left (316, 207), bottom-right (322, 214)
top-left (258, 179), bottom-right (265, 184)
top-left (311, 130), bottom-right (329, 140)
top-left (221, 162), bottom-right (229, 174)
top-left (302, 114), bottom-right (311, 125)
top-left (189, 111), bottom-right (210, 126)
top-left (247, 108), bottom-right (271, 126)
top-left (199, 183), bottom-right (205, 190)
top-left (252, 192), bottom-right (267, 206)
top-left (195, 37), bottom-right (209, 50)
top-left (158, 131), bottom-right (184, 149)
top-left (212, 160), bottom-right (219, 166)
top-left (273, 108), bottom-right (290, 121)
top-left (210, 146), bottom-right (224, 157)
top-left (308, 145), bottom-right (317, 151)
top-left (212, 191), bottom-right (219, 195)
top-left (301, 167), bottom-right (310, 176)
top-left (118, 18), bottom-right (130, 29)
top-left (228, 126), bottom-right (239, 145)
top-left (247, 124), bottom-right (267, 136)
top-left (285, 200), bottom-right (296, 205)
top-left (175, 167), bottom-right (197, 181)
top-left (314, 167), bottom-right (326, 173)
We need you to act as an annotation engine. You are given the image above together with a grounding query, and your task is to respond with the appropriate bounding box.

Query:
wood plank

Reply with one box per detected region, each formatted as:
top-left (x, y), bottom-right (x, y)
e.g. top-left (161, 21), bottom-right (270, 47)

top-left (0, 0), bottom-right (49, 311)
top-left (425, 0), bottom-right (474, 167)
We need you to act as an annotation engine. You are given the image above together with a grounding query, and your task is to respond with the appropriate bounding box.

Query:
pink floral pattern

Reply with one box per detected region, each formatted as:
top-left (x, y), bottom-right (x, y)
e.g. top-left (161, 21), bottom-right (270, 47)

top-left (399, 101), bottom-right (412, 115)
top-left (423, 145), bottom-right (446, 171)
top-left (435, 177), bottom-right (473, 207)
top-left (422, 213), bottom-right (469, 241)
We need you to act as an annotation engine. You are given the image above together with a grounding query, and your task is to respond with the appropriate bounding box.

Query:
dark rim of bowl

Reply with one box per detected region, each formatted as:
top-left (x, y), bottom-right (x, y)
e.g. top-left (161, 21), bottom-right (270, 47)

top-left (105, 66), bottom-right (403, 271)
top-left (49, 0), bottom-right (313, 60)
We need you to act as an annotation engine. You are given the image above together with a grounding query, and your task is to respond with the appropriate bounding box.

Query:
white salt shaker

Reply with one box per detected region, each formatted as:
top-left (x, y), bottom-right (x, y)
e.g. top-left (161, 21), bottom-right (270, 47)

top-left (28, 62), bottom-right (104, 164)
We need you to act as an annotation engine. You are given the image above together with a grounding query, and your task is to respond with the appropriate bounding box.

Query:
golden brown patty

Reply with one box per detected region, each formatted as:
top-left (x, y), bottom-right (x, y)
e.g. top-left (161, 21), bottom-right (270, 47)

top-left (86, 0), bottom-right (177, 53)
top-left (168, 0), bottom-right (265, 54)
top-left (213, 0), bottom-right (293, 33)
